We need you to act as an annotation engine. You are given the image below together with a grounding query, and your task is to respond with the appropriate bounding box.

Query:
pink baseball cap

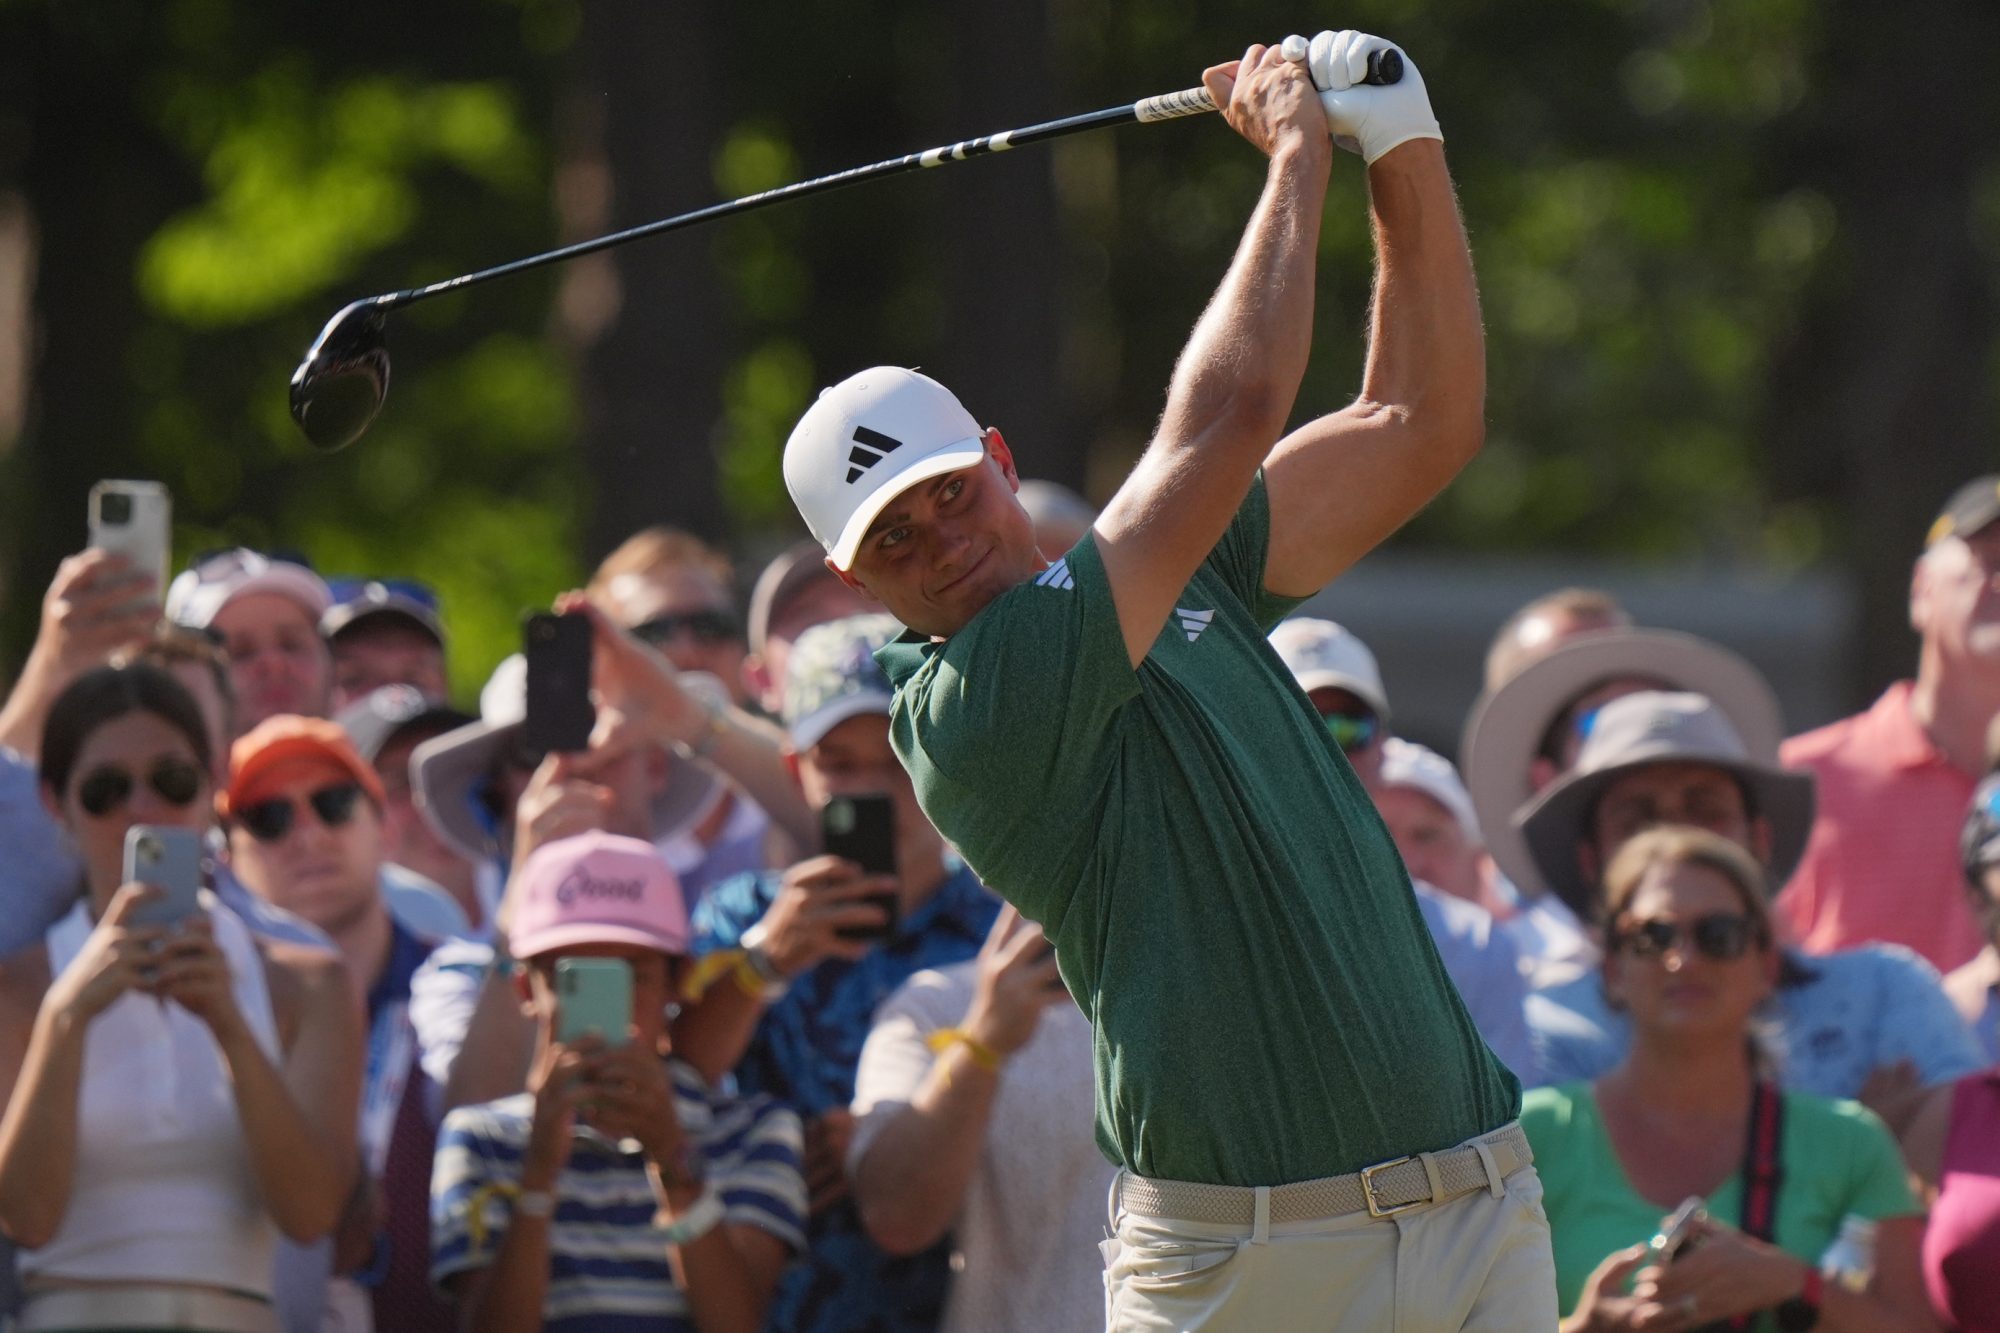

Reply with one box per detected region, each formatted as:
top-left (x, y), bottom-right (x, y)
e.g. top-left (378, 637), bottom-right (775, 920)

top-left (506, 831), bottom-right (691, 961)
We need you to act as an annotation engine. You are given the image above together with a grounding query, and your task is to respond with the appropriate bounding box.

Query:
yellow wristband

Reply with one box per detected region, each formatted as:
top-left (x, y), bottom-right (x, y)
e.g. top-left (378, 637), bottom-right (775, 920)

top-left (681, 950), bottom-right (769, 1003)
top-left (925, 1027), bottom-right (1001, 1072)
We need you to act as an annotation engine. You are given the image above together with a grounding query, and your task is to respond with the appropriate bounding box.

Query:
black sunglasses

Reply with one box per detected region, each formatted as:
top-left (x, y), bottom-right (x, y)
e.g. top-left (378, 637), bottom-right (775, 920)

top-left (631, 608), bottom-right (739, 647)
top-left (76, 758), bottom-right (205, 817)
top-left (1614, 912), bottom-right (1766, 962)
top-left (237, 782), bottom-right (365, 843)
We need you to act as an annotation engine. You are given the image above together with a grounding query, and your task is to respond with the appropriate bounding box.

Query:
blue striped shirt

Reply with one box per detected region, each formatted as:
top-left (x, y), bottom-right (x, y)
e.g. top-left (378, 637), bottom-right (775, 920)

top-left (430, 1061), bottom-right (806, 1330)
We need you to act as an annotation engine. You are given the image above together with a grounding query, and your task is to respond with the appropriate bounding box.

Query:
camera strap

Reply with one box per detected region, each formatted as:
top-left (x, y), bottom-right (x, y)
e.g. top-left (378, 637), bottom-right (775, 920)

top-left (1721, 1080), bottom-right (1786, 1331)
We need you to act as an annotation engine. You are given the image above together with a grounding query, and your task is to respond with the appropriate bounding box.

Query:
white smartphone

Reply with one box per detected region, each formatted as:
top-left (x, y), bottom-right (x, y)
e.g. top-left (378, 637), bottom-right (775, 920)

top-left (87, 480), bottom-right (171, 608)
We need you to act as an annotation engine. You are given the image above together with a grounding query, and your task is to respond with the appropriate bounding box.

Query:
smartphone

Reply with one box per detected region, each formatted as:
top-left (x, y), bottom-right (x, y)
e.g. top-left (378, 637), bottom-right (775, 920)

top-left (88, 480), bottom-right (171, 609)
top-left (822, 793), bottom-right (898, 941)
top-left (555, 957), bottom-right (633, 1047)
top-left (122, 825), bottom-right (205, 927)
top-left (1648, 1196), bottom-right (1707, 1265)
top-left (522, 612), bottom-right (596, 755)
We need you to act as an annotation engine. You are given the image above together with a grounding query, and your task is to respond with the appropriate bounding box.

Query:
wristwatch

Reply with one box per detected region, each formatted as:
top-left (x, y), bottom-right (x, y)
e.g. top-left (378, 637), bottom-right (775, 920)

top-left (738, 922), bottom-right (791, 1001)
top-left (1774, 1267), bottom-right (1822, 1332)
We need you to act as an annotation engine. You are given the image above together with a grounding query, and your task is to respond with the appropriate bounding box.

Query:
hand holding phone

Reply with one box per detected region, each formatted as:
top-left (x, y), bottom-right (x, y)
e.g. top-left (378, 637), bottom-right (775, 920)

top-left (1648, 1196), bottom-right (1708, 1266)
top-left (821, 794), bottom-right (898, 942)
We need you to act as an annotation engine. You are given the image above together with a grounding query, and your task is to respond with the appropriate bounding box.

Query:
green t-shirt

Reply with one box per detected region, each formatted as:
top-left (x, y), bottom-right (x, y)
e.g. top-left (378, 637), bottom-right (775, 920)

top-left (877, 477), bottom-right (1518, 1186)
top-left (1521, 1082), bottom-right (1920, 1319)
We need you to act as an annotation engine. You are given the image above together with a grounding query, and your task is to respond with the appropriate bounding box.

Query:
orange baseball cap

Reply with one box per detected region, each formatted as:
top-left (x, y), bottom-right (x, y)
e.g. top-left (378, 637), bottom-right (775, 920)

top-left (223, 714), bottom-right (387, 816)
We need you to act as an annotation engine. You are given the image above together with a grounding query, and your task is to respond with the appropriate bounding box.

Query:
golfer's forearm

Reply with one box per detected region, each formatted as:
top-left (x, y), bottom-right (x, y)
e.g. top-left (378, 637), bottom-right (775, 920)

top-left (853, 1052), bottom-right (1000, 1255)
top-left (0, 1011), bottom-right (84, 1246)
top-left (1356, 141), bottom-right (1482, 448)
top-left (1158, 139), bottom-right (1330, 461)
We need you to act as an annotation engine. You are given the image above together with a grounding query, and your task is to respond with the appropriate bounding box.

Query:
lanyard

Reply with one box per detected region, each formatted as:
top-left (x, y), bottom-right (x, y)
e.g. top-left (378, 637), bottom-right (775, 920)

top-left (1718, 1081), bottom-right (1786, 1333)
top-left (360, 997), bottom-right (416, 1179)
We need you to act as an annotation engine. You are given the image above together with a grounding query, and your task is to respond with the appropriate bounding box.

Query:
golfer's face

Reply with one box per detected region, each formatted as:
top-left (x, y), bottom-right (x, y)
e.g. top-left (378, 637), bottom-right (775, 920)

top-left (846, 443), bottom-right (1037, 636)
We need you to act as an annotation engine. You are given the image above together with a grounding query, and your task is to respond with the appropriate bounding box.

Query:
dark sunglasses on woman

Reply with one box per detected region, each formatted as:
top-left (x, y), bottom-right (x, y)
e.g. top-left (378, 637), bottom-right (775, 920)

top-left (236, 782), bottom-right (365, 843)
top-left (1614, 912), bottom-right (1766, 962)
top-left (76, 758), bottom-right (205, 817)
top-left (631, 608), bottom-right (739, 647)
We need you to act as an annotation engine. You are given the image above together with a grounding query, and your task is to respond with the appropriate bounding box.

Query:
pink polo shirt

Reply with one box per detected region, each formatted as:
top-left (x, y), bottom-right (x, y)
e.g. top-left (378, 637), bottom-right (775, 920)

top-left (1775, 681), bottom-right (1984, 973)
top-left (1924, 1069), bottom-right (2000, 1333)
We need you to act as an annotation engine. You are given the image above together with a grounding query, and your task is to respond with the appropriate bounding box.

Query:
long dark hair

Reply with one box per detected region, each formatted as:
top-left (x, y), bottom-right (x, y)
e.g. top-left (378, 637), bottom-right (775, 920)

top-left (40, 663), bottom-right (213, 799)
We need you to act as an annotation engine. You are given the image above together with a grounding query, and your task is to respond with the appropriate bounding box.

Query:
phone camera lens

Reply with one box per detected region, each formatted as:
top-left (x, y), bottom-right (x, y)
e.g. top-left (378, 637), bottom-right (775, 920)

top-left (825, 800), bottom-right (855, 835)
top-left (99, 492), bottom-right (133, 525)
top-left (135, 833), bottom-right (163, 861)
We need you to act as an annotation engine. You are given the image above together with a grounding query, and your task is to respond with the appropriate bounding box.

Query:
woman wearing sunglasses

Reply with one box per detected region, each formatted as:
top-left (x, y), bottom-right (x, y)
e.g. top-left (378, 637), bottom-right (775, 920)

top-left (1522, 827), bottom-right (1932, 1332)
top-left (0, 663), bottom-right (361, 1332)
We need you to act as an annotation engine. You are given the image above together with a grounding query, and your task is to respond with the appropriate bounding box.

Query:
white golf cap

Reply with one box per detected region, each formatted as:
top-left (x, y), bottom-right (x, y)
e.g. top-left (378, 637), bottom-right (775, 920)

top-left (1268, 617), bottom-right (1390, 722)
top-left (1378, 738), bottom-right (1482, 846)
top-left (166, 548), bottom-right (333, 632)
top-left (783, 367), bottom-right (990, 570)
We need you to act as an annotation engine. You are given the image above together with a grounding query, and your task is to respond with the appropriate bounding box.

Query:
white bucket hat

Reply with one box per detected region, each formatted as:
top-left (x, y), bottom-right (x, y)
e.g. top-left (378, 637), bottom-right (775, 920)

top-left (783, 367), bottom-right (990, 570)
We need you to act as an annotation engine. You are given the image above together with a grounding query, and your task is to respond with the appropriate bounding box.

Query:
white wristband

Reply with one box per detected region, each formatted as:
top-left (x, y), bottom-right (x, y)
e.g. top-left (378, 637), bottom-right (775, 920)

top-left (658, 1184), bottom-right (725, 1246)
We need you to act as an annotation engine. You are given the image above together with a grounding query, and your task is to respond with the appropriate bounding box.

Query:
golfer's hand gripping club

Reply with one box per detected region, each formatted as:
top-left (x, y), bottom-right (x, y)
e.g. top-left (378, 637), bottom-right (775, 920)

top-left (1134, 33), bottom-right (1405, 129)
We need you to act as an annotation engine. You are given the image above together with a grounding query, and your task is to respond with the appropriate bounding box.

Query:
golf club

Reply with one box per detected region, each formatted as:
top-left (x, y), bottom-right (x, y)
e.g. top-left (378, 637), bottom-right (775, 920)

top-left (290, 48), bottom-right (1402, 452)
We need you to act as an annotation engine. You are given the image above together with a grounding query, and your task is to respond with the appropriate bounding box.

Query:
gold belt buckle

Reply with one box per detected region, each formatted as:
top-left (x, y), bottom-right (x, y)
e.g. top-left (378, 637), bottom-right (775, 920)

top-left (1360, 1155), bottom-right (1423, 1217)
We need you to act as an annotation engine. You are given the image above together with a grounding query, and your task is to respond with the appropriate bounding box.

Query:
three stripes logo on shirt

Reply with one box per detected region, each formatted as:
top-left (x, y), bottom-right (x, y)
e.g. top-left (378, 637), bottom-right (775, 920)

top-left (1176, 607), bottom-right (1215, 642)
top-left (845, 425), bottom-right (904, 484)
top-left (1035, 558), bottom-right (1075, 591)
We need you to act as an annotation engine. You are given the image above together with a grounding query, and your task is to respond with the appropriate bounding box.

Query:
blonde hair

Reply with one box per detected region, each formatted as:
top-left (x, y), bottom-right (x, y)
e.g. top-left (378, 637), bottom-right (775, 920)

top-left (588, 526), bottom-right (734, 598)
top-left (1602, 826), bottom-right (1772, 931)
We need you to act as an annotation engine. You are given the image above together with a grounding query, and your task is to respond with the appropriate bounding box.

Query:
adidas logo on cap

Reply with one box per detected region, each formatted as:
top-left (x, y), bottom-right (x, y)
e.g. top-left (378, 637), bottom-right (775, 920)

top-left (845, 426), bottom-right (905, 485)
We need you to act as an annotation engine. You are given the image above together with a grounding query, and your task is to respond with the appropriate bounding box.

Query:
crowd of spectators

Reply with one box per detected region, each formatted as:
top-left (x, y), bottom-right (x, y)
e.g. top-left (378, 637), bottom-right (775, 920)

top-left (0, 470), bottom-right (1994, 1332)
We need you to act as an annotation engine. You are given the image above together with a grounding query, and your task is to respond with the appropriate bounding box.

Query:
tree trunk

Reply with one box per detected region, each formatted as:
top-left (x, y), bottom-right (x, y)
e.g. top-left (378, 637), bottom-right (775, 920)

top-left (569, 0), bottom-right (732, 561)
top-left (1764, 0), bottom-right (2000, 710)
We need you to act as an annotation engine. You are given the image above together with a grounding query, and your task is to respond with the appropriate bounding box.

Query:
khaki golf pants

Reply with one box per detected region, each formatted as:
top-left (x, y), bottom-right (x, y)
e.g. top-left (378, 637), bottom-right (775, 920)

top-left (1101, 1160), bottom-right (1558, 1331)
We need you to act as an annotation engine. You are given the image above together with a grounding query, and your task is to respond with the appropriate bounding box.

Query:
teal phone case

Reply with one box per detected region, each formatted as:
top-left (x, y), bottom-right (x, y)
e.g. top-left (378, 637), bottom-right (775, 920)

top-left (554, 957), bottom-right (633, 1046)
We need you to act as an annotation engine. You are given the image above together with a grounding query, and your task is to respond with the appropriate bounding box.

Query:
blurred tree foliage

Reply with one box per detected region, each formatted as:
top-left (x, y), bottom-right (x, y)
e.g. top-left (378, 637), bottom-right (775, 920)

top-left (2, 0), bottom-right (1996, 703)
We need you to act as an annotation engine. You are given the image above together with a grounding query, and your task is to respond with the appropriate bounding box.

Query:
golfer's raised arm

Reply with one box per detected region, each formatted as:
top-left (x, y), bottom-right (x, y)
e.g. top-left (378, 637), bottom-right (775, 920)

top-left (1260, 38), bottom-right (1483, 599)
top-left (1093, 42), bottom-right (1332, 667)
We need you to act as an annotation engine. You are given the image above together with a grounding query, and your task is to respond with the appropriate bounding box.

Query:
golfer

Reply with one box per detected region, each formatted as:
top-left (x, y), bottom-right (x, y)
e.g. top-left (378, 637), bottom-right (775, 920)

top-left (781, 31), bottom-right (1550, 1328)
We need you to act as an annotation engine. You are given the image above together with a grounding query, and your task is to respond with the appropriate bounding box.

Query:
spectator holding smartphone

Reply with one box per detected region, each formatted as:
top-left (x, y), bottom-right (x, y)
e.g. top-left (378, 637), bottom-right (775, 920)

top-left (849, 905), bottom-right (1104, 1333)
top-left (429, 832), bottom-right (805, 1332)
top-left (590, 610), bottom-right (1001, 1333)
top-left (1523, 828), bottom-right (1929, 1332)
top-left (0, 663), bottom-right (361, 1332)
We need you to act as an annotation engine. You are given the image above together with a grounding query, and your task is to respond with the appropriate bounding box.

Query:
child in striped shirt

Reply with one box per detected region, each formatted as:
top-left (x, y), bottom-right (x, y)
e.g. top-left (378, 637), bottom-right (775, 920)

top-left (431, 831), bottom-right (806, 1331)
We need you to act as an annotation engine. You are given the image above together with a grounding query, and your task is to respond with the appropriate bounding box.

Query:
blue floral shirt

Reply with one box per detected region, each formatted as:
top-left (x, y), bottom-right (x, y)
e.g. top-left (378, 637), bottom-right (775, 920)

top-left (693, 861), bottom-right (999, 1333)
top-left (1527, 943), bottom-right (1986, 1094)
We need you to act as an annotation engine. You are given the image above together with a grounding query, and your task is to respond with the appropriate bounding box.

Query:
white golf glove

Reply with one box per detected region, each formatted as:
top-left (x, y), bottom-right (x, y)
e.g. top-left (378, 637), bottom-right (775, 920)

top-left (1292, 30), bottom-right (1440, 164)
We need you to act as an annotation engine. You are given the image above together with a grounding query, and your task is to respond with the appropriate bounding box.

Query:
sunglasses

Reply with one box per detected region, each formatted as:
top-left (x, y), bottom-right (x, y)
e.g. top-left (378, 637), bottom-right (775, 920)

top-left (631, 608), bottom-right (739, 647)
top-left (1613, 912), bottom-right (1766, 962)
top-left (1320, 711), bottom-right (1380, 753)
top-left (236, 782), bottom-right (365, 843)
top-left (76, 758), bottom-right (205, 817)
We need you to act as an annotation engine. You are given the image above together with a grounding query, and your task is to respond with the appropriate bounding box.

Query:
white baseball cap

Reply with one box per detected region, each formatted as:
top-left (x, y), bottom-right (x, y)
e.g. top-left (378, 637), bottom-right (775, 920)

top-left (1268, 617), bottom-right (1390, 722)
top-left (783, 367), bottom-right (990, 570)
top-left (166, 548), bottom-right (333, 632)
top-left (1378, 738), bottom-right (1482, 846)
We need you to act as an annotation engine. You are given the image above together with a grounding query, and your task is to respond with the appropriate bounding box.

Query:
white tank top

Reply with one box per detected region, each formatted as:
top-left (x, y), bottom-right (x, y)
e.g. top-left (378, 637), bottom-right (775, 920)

top-left (20, 896), bottom-right (284, 1294)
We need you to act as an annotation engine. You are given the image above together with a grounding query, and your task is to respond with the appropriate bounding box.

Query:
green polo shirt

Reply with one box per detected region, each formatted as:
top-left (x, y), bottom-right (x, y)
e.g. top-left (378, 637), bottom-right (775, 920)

top-left (877, 477), bottom-right (1518, 1186)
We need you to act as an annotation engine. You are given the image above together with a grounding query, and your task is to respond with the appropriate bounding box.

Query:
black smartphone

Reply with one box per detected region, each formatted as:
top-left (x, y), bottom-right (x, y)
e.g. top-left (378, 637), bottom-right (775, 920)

top-left (822, 793), bottom-right (898, 941)
top-left (522, 612), bottom-right (596, 755)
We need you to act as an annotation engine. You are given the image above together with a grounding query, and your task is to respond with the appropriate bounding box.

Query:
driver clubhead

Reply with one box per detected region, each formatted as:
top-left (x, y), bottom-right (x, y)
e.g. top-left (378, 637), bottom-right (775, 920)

top-left (289, 299), bottom-right (390, 452)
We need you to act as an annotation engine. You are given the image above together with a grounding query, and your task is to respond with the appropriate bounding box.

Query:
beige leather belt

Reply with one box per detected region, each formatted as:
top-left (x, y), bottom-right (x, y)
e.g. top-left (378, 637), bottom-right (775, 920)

top-left (18, 1284), bottom-right (279, 1332)
top-left (1117, 1122), bottom-right (1533, 1227)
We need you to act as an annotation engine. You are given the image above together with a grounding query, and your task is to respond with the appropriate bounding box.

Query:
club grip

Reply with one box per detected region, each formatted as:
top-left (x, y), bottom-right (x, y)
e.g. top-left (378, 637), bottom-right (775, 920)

top-left (1363, 48), bottom-right (1403, 85)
